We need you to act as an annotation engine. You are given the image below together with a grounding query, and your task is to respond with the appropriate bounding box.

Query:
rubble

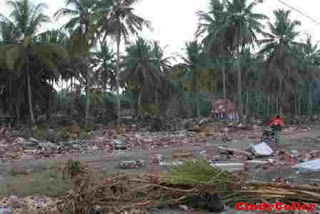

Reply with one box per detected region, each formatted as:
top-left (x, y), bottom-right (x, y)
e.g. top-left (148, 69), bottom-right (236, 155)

top-left (250, 142), bottom-right (274, 157)
top-left (119, 160), bottom-right (145, 169)
top-left (295, 159), bottom-right (320, 173)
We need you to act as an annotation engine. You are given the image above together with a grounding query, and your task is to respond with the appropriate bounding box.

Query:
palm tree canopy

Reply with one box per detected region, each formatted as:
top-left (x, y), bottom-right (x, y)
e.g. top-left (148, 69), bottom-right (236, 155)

top-left (259, 10), bottom-right (302, 56)
top-left (224, 0), bottom-right (268, 50)
top-left (101, 0), bottom-right (151, 43)
top-left (196, 0), bottom-right (228, 54)
top-left (0, 0), bottom-right (50, 39)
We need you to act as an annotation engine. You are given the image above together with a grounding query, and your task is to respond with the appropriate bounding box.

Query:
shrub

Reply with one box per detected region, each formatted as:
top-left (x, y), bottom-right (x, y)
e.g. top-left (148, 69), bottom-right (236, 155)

top-left (57, 126), bottom-right (69, 140)
top-left (33, 126), bottom-right (47, 140)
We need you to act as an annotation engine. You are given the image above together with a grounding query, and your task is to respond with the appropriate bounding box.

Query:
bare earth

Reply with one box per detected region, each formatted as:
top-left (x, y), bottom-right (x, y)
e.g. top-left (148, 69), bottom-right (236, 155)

top-left (1, 125), bottom-right (320, 213)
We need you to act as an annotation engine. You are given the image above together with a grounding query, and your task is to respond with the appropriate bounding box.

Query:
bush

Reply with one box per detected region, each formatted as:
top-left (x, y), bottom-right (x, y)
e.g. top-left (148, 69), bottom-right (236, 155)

top-left (33, 126), bottom-right (47, 140)
top-left (79, 131), bottom-right (91, 139)
top-left (138, 103), bottom-right (160, 116)
top-left (57, 126), bottom-right (69, 140)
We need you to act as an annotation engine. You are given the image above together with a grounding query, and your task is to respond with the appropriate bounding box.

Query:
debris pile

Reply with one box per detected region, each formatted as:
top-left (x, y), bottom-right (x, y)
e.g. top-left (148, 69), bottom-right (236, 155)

top-left (0, 195), bottom-right (60, 214)
top-left (61, 160), bottom-right (320, 214)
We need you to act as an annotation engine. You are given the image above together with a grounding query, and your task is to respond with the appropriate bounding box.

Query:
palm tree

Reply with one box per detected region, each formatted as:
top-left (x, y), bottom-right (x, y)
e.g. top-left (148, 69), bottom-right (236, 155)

top-left (151, 41), bottom-right (172, 106)
top-left (36, 29), bottom-right (69, 46)
top-left (223, 0), bottom-right (267, 118)
top-left (181, 41), bottom-right (210, 117)
top-left (0, 0), bottom-right (67, 125)
top-left (196, 0), bottom-right (230, 102)
top-left (239, 47), bottom-right (264, 116)
top-left (55, 0), bottom-right (101, 126)
top-left (101, 0), bottom-right (151, 125)
top-left (296, 36), bottom-right (320, 115)
top-left (121, 37), bottom-right (163, 115)
top-left (92, 42), bottom-right (116, 92)
top-left (259, 9), bottom-right (303, 114)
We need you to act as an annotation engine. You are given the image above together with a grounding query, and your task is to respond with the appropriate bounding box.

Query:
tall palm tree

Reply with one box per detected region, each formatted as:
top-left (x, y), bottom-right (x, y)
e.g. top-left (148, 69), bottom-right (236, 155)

top-left (101, 0), bottom-right (151, 125)
top-left (55, 0), bottom-right (100, 126)
top-left (296, 36), bottom-right (320, 115)
top-left (121, 37), bottom-right (163, 115)
top-left (196, 0), bottom-right (230, 102)
top-left (181, 41), bottom-right (210, 117)
top-left (259, 9), bottom-right (303, 114)
top-left (223, 0), bottom-right (267, 118)
top-left (151, 41), bottom-right (172, 106)
top-left (92, 42), bottom-right (116, 92)
top-left (0, 0), bottom-right (67, 125)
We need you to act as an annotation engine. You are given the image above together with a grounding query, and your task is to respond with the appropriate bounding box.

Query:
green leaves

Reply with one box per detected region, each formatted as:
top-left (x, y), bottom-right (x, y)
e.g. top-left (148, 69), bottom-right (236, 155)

top-left (171, 159), bottom-right (229, 184)
top-left (5, 45), bottom-right (23, 71)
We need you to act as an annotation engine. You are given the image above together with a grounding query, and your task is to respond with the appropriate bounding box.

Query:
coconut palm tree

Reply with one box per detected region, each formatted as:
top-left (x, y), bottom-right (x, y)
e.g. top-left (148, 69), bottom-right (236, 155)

top-left (151, 41), bottom-right (172, 106)
top-left (92, 42), bottom-right (116, 92)
top-left (101, 0), bottom-right (151, 125)
top-left (121, 37), bottom-right (163, 115)
top-left (295, 36), bottom-right (320, 115)
top-left (55, 0), bottom-right (102, 125)
top-left (196, 0), bottom-right (230, 103)
top-left (181, 41), bottom-right (210, 117)
top-left (0, 0), bottom-right (67, 125)
top-left (259, 9), bottom-right (303, 114)
top-left (223, 0), bottom-right (267, 118)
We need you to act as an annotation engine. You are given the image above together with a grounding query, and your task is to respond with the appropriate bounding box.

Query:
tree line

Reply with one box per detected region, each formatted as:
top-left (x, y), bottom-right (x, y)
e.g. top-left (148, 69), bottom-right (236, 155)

top-left (1, 0), bottom-right (320, 127)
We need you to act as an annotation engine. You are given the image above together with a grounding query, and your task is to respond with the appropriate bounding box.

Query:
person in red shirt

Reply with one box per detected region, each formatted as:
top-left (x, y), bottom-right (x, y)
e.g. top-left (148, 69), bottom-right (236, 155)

top-left (268, 115), bottom-right (285, 144)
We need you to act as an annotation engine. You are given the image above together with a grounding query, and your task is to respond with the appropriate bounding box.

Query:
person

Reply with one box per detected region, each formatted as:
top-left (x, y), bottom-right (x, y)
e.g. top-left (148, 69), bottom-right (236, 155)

top-left (268, 115), bottom-right (285, 144)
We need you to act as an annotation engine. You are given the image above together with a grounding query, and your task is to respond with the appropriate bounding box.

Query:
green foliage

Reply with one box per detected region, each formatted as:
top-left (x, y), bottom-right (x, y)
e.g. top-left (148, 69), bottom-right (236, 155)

top-left (33, 126), bottom-right (47, 139)
top-left (171, 159), bottom-right (229, 184)
top-left (64, 160), bottom-right (83, 178)
top-left (137, 103), bottom-right (160, 116)
top-left (57, 126), bottom-right (69, 139)
top-left (79, 126), bottom-right (92, 139)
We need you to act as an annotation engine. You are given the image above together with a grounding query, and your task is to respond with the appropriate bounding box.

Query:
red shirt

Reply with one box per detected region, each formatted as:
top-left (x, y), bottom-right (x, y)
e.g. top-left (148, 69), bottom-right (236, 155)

top-left (269, 117), bottom-right (285, 127)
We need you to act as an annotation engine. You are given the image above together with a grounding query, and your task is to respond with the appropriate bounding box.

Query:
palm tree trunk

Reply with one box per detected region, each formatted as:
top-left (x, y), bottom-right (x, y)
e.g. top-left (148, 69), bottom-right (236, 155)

top-left (155, 85), bottom-right (158, 105)
top-left (222, 62), bottom-right (227, 102)
top-left (192, 71), bottom-right (200, 117)
top-left (9, 72), bottom-right (13, 116)
top-left (195, 79), bottom-right (200, 117)
top-left (25, 48), bottom-right (35, 126)
top-left (115, 30), bottom-right (121, 126)
top-left (246, 86), bottom-right (249, 117)
top-left (85, 67), bottom-right (90, 126)
top-left (237, 48), bottom-right (243, 119)
top-left (136, 89), bottom-right (141, 116)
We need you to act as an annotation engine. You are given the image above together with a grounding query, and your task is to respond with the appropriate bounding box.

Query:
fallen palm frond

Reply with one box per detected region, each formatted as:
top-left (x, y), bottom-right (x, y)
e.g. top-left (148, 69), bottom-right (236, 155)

top-left (62, 159), bottom-right (320, 214)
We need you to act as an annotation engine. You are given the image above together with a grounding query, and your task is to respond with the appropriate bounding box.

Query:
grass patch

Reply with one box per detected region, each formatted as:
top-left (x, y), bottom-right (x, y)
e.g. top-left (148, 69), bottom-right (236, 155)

top-left (0, 163), bottom-right (69, 197)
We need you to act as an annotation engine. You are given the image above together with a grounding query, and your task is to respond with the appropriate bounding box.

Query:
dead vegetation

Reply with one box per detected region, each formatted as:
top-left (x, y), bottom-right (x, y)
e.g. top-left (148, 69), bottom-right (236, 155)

top-left (59, 159), bottom-right (320, 213)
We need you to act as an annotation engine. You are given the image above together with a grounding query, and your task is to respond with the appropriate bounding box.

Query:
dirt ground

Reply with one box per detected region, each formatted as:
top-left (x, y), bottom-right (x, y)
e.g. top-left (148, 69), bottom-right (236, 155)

top-left (1, 125), bottom-right (320, 213)
top-left (1, 125), bottom-right (320, 185)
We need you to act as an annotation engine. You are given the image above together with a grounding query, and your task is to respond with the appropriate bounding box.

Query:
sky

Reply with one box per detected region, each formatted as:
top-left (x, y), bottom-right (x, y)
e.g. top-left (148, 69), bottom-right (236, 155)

top-left (1, 0), bottom-right (320, 60)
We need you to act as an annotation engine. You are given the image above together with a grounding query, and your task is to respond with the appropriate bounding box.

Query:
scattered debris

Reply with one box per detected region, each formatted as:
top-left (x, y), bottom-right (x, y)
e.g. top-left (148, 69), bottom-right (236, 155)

top-left (250, 142), bottom-right (274, 157)
top-left (296, 159), bottom-right (320, 173)
top-left (210, 162), bottom-right (245, 172)
top-left (119, 160), bottom-right (145, 169)
top-left (172, 149), bottom-right (195, 160)
top-left (114, 139), bottom-right (127, 150)
top-left (92, 205), bottom-right (103, 214)
top-left (218, 147), bottom-right (253, 160)
top-left (0, 207), bottom-right (12, 214)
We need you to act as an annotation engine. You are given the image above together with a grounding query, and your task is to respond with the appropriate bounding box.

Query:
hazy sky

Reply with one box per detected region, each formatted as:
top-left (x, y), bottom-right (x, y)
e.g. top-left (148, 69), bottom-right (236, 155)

top-left (1, 0), bottom-right (320, 59)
